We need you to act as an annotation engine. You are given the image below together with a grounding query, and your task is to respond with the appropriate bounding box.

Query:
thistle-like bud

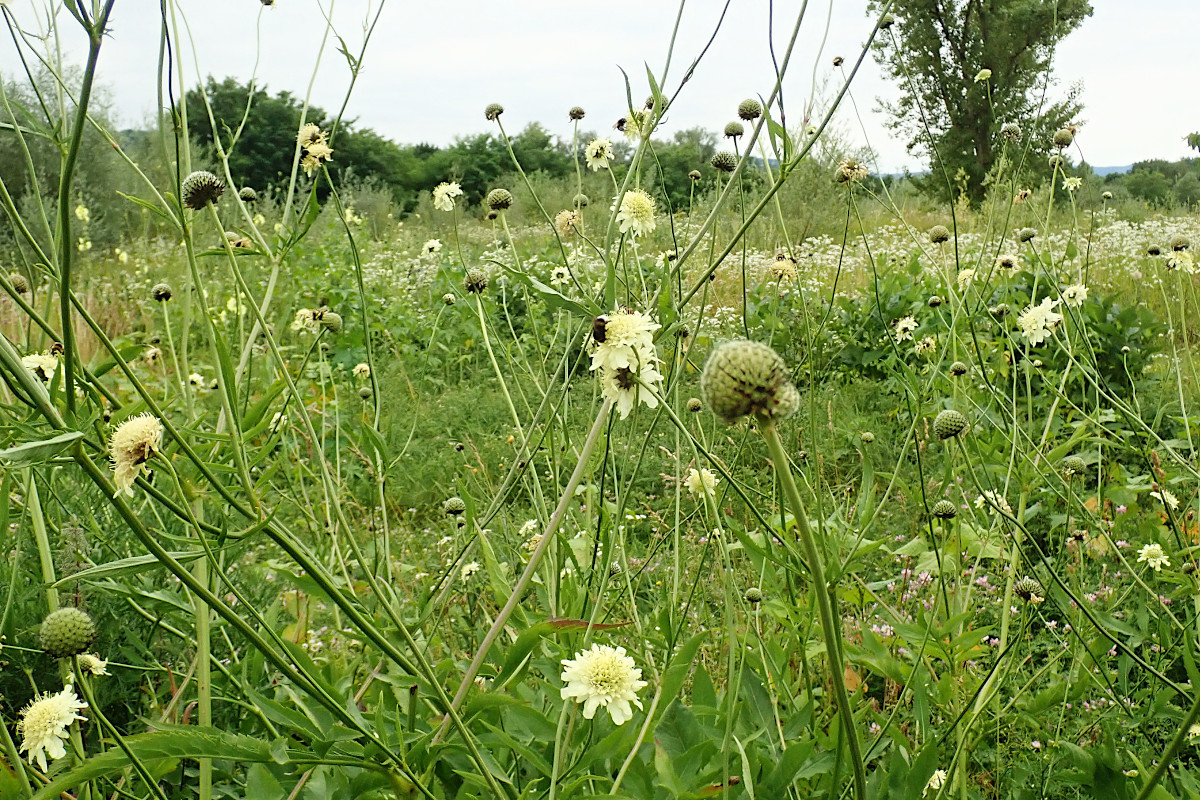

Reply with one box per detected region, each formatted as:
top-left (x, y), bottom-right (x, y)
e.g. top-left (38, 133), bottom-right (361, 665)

top-left (931, 499), bottom-right (957, 519)
top-left (1048, 154), bottom-right (1065, 170)
top-left (1170, 235), bottom-right (1190, 252)
top-left (701, 340), bottom-right (799, 425)
top-left (572, 193), bottom-right (590, 208)
top-left (724, 121), bottom-right (745, 139)
top-left (442, 293), bottom-right (456, 305)
top-left (40, 607), bottom-right (97, 659)
top-left (928, 295), bottom-right (942, 308)
top-left (880, 13), bottom-right (895, 28)
top-left (569, 106), bottom-right (586, 121)
top-left (358, 386), bottom-right (373, 400)
top-left (1061, 455), bottom-right (1086, 478)
top-left (181, 170), bottom-right (224, 210)
top-left (1147, 244), bottom-right (1162, 256)
top-left (10, 272), bottom-right (29, 295)
top-left (832, 56), bottom-right (844, 67)
top-left (1017, 227), bottom-right (1038, 243)
top-left (737, 99), bottom-right (762, 121)
top-left (239, 187), bottom-right (258, 203)
top-left (744, 586), bottom-right (763, 603)
top-left (1000, 122), bottom-right (1021, 141)
top-left (928, 225), bottom-right (950, 244)
top-left (933, 409), bottom-right (969, 440)
top-left (686, 397), bottom-right (703, 413)
top-left (1053, 128), bottom-right (1075, 148)
top-left (949, 361), bottom-right (969, 377)
top-left (486, 188), bottom-right (514, 211)
top-left (688, 170), bottom-right (702, 181)
top-left (1014, 575), bottom-right (1045, 603)
top-left (151, 283), bottom-right (173, 302)
top-left (484, 103), bottom-right (504, 121)
top-left (464, 268), bottom-right (489, 294)
top-left (319, 311), bottom-right (342, 333)
top-left (711, 152), bottom-right (738, 173)
top-left (861, 431), bottom-right (875, 444)
top-left (443, 496), bottom-right (466, 515)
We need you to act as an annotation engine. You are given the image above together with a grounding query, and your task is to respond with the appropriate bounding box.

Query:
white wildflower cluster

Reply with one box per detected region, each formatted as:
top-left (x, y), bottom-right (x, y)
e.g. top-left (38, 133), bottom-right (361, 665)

top-left (589, 310), bottom-right (663, 420)
top-left (685, 467), bottom-right (718, 498)
top-left (974, 490), bottom-right (1013, 516)
top-left (1017, 297), bottom-right (1063, 346)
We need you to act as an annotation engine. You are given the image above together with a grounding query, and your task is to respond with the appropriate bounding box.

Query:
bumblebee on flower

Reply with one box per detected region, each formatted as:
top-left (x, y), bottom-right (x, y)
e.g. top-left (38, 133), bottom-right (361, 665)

top-left (589, 309), bottom-right (664, 419)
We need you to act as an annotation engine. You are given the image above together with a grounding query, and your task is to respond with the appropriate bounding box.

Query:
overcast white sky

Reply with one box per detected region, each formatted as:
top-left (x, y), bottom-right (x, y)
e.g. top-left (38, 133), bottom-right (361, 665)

top-left (3, 0), bottom-right (1197, 174)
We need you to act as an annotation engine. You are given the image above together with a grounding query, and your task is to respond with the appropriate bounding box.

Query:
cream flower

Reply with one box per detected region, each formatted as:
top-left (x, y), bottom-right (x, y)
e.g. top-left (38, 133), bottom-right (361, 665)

top-left (894, 315), bottom-right (917, 342)
top-left (585, 138), bottom-right (614, 172)
top-left (291, 308), bottom-right (321, 334)
top-left (1063, 176), bottom-right (1083, 192)
top-left (590, 310), bottom-right (660, 373)
top-left (956, 268), bottom-right (976, 291)
top-left (22, 353), bottom-right (58, 382)
top-left (1017, 297), bottom-right (1063, 346)
top-left (297, 123), bottom-right (324, 148)
top-left (461, 561), bottom-right (481, 580)
top-left (973, 68), bottom-right (991, 83)
top-left (18, 685), bottom-right (88, 771)
top-left (601, 360), bottom-right (663, 420)
top-left (423, 238), bottom-right (443, 255)
top-left (1151, 489), bottom-right (1180, 510)
top-left (974, 490), bottom-right (1012, 516)
top-left (300, 140), bottom-right (333, 175)
top-left (432, 181), bottom-right (463, 212)
top-left (1061, 284), bottom-right (1088, 307)
top-left (924, 769), bottom-right (948, 796)
top-left (353, 363), bottom-right (371, 379)
top-left (550, 265), bottom-right (571, 287)
top-left (1137, 542), bottom-right (1170, 571)
top-left (685, 467), bottom-right (718, 498)
top-left (74, 205), bottom-right (89, 222)
top-left (109, 413), bottom-right (164, 496)
top-left (769, 256), bottom-right (797, 282)
top-left (77, 653), bottom-right (109, 676)
top-left (616, 189), bottom-right (656, 237)
top-left (555, 208), bottom-right (581, 238)
top-left (560, 643), bottom-right (647, 725)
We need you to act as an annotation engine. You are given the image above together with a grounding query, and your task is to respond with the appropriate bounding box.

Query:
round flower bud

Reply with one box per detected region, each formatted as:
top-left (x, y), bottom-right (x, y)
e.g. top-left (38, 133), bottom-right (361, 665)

top-left (1147, 244), bottom-right (1162, 256)
top-left (443, 496), bottom-right (466, 515)
top-left (931, 499), bottom-right (957, 519)
top-left (711, 152), bottom-right (738, 173)
top-left (485, 209), bottom-right (499, 221)
top-left (40, 607), bottom-right (97, 659)
top-left (933, 409), bottom-right (969, 440)
top-left (239, 187), bottom-right (258, 203)
top-left (832, 56), bottom-right (844, 67)
top-left (949, 360), bottom-right (969, 377)
top-left (1000, 122), bottom-right (1021, 141)
top-left (928, 295), bottom-right (942, 308)
top-left (319, 311), bottom-right (342, 333)
top-left (608, 561), bottom-right (624, 577)
top-left (1170, 235), bottom-right (1190, 252)
top-left (1014, 575), bottom-right (1045, 603)
top-left (358, 386), bottom-right (373, 400)
top-left (737, 99), bottom-right (762, 121)
top-left (181, 170), bottom-right (225, 210)
top-left (569, 106), bottom-right (586, 121)
top-left (10, 272), bottom-right (30, 295)
top-left (688, 169), bottom-right (702, 181)
top-left (686, 397), bottom-right (703, 413)
top-left (744, 587), bottom-right (763, 603)
top-left (464, 268), bottom-right (489, 294)
top-left (1102, 191), bottom-right (1113, 200)
top-left (701, 339), bottom-right (799, 425)
top-left (151, 283), bottom-right (173, 302)
top-left (486, 188), bottom-right (514, 211)
top-left (724, 121), bottom-right (745, 138)
top-left (484, 103), bottom-right (504, 121)
top-left (860, 431), bottom-right (875, 444)
top-left (442, 292), bottom-right (456, 305)
top-left (1047, 154), bottom-right (1065, 170)
top-left (1053, 128), bottom-right (1075, 148)
top-left (1017, 227), bottom-right (1038, 243)
top-left (928, 225), bottom-right (950, 244)
top-left (880, 13), bottom-right (895, 28)
top-left (1061, 455), bottom-right (1086, 477)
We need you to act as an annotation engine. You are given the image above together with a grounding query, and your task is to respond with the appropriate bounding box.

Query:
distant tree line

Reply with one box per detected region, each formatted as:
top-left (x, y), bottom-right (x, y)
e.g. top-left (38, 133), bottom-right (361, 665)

top-left (1101, 157), bottom-right (1200, 208)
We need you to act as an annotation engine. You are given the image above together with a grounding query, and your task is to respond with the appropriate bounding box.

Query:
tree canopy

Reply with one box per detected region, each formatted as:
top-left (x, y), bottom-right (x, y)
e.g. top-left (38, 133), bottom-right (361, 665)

top-left (869, 0), bottom-right (1093, 204)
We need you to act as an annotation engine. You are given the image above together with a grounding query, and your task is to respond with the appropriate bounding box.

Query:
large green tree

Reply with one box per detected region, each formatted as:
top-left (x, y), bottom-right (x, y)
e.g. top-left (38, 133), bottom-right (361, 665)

top-left (869, 0), bottom-right (1092, 203)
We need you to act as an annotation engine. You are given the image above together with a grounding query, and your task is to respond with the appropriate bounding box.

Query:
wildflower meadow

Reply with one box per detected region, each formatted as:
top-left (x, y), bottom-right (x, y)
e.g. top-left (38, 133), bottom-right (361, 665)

top-left (3, 2), bottom-right (1200, 799)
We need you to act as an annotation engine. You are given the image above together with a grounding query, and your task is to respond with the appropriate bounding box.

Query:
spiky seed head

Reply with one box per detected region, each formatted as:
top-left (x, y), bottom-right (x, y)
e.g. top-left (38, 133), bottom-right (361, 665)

top-left (1001, 122), bottom-right (1021, 141)
top-left (724, 121), bottom-right (745, 138)
top-left (711, 152), bottom-right (738, 173)
top-left (464, 268), bottom-right (489, 294)
top-left (443, 496), bottom-right (466, 515)
top-left (1170, 235), bottom-right (1190, 252)
top-left (860, 431), bottom-right (875, 444)
top-left (572, 193), bottom-right (590, 208)
top-left (737, 99), bottom-right (762, 121)
top-left (686, 397), bottom-right (703, 413)
top-left (1048, 154), bottom-right (1065, 170)
top-left (1053, 128), bottom-right (1075, 148)
top-left (39, 607), bottom-right (97, 659)
top-left (151, 283), bottom-right (173, 302)
top-left (1014, 575), bottom-right (1045, 603)
top-left (442, 293), bottom-right (456, 305)
top-left (609, 561), bottom-right (624, 577)
top-left (486, 188), bottom-right (514, 211)
top-left (484, 103), bottom-right (504, 121)
top-left (568, 106), bottom-right (586, 121)
top-left (1061, 455), bottom-right (1086, 477)
top-left (931, 499), bottom-right (958, 519)
top-left (688, 169), bottom-right (702, 181)
top-left (949, 361), bottom-right (969, 377)
top-left (744, 587), bottom-right (763, 603)
top-left (484, 209), bottom-right (499, 221)
top-left (928, 295), bottom-right (942, 308)
top-left (358, 386), bottom-right (373, 400)
top-left (238, 187), bottom-right (258, 202)
top-left (1102, 191), bottom-right (1113, 200)
top-left (933, 409), bottom-right (969, 440)
top-left (1147, 244), bottom-right (1162, 256)
top-left (928, 225), bottom-right (950, 244)
top-left (319, 311), bottom-right (342, 333)
top-left (880, 12), bottom-right (895, 28)
top-left (181, 170), bottom-right (224, 210)
top-left (701, 340), bottom-right (799, 425)
top-left (1017, 227), bottom-right (1038, 243)
top-left (10, 272), bottom-right (30, 294)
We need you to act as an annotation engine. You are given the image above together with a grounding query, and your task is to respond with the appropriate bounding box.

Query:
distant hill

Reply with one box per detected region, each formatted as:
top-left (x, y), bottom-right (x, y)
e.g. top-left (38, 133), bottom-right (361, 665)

top-left (1092, 165), bottom-right (1132, 176)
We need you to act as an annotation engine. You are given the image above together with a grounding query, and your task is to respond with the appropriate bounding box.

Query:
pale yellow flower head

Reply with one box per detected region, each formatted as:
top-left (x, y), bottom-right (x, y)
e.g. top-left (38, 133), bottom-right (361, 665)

top-left (18, 685), bottom-right (88, 771)
top-left (109, 413), bottom-right (164, 496)
top-left (560, 643), bottom-right (647, 725)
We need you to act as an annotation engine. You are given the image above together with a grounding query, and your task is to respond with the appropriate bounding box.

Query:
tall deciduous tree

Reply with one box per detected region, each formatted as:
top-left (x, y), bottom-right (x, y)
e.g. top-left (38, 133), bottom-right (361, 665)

top-left (869, 0), bottom-right (1092, 203)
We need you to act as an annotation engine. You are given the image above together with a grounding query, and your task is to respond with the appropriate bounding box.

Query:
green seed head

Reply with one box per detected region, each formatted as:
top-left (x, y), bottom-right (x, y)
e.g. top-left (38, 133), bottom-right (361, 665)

top-left (687, 397), bottom-right (703, 413)
top-left (1053, 128), bottom-right (1075, 148)
top-left (568, 106), bottom-right (586, 121)
top-left (40, 607), bottom-right (97, 659)
top-left (464, 268), bottom-right (489, 294)
top-left (181, 170), bottom-right (225, 210)
top-left (1061, 455), bottom-right (1086, 477)
top-left (744, 587), bottom-right (763, 603)
top-left (319, 311), bottom-right (342, 333)
top-left (860, 431), bottom-right (875, 444)
top-left (1017, 227), bottom-right (1038, 243)
top-left (238, 187), bottom-right (258, 203)
top-left (710, 152), bottom-right (738, 173)
top-left (151, 283), bottom-right (173, 302)
top-left (928, 225), bottom-right (950, 244)
top-left (1170, 234), bottom-right (1190, 252)
top-left (486, 188), bottom-right (513, 211)
top-left (11, 272), bottom-right (30, 295)
top-left (688, 169), bottom-right (702, 181)
top-left (949, 361), bottom-right (969, 377)
top-left (484, 103), bottom-right (504, 122)
top-left (1014, 575), bottom-right (1045, 603)
top-left (443, 496), bottom-right (466, 515)
top-left (932, 499), bottom-right (958, 519)
top-left (933, 409), bottom-right (969, 440)
top-left (1001, 122), bottom-right (1021, 141)
top-left (572, 193), bottom-right (590, 208)
top-left (724, 121), bottom-right (745, 139)
top-left (737, 99), bottom-right (762, 121)
top-left (701, 340), bottom-right (799, 425)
